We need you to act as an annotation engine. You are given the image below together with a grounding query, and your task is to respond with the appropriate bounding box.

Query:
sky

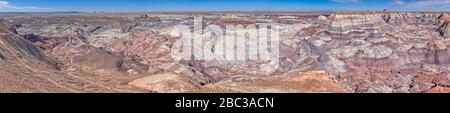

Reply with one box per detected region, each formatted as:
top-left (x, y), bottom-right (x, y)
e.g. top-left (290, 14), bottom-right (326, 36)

top-left (0, 0), bottom-right (450, 12)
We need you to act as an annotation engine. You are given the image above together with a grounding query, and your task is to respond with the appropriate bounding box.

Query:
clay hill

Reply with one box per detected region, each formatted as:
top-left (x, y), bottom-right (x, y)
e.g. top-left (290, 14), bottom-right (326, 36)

top-left (0, 12), bottom-right (449, 93)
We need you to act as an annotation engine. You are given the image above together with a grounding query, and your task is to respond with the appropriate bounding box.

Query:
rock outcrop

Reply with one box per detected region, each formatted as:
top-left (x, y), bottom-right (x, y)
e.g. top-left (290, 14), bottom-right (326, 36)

top-left (437, 13), bottom-right (450, 38)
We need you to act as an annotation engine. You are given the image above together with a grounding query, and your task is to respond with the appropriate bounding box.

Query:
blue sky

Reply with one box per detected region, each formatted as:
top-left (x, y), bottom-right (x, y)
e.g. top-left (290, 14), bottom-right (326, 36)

top-left (1, 0), bottom-right (450, 12)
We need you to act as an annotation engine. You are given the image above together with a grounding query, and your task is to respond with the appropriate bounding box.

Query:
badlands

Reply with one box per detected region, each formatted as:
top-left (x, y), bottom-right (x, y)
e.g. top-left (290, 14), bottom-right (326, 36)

top-left (0, 11), bottom-right (449, 93)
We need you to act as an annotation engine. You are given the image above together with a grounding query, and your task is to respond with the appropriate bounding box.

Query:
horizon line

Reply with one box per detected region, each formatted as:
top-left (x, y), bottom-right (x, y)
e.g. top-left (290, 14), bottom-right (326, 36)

top-left (1, 10), bottom-right (450, 13)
